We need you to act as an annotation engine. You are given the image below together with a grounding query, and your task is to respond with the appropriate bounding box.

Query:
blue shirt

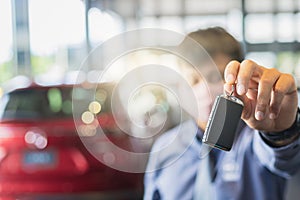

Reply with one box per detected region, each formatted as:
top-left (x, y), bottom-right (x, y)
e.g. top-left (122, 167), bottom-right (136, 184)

top-left (144, 120), bottom-right (300, 200)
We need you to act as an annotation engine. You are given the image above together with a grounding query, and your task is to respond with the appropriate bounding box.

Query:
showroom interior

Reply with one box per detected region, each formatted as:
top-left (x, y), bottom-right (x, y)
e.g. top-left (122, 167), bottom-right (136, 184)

top-left (0, 0), bottom-right (300, 199)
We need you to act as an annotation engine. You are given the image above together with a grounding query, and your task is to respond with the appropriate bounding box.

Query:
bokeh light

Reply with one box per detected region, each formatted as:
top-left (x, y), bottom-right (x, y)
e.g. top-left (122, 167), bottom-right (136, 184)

top-left (88, 101), bottom-right (102, 114)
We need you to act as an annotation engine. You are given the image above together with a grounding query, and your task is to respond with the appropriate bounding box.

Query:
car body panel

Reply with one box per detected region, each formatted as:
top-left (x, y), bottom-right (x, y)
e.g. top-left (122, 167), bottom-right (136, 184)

top-left (0, 84), bottom-right (143, 198)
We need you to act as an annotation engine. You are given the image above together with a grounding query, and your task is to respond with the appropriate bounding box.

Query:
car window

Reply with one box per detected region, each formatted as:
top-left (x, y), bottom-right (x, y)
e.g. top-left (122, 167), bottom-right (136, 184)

top-left (0, 86), bottom-right (113, 121)
top-left (0, 88), bottom-right (72, 120)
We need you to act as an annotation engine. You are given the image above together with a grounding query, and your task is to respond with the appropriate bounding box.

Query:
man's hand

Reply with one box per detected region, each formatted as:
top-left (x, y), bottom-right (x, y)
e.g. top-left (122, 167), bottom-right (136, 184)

top-left (224, 60), bottom-right (298, 132)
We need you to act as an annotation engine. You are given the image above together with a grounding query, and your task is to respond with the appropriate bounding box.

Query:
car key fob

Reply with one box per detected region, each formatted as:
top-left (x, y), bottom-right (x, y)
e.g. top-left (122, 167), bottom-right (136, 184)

top-left (202, 89), bottom-right (244, 151)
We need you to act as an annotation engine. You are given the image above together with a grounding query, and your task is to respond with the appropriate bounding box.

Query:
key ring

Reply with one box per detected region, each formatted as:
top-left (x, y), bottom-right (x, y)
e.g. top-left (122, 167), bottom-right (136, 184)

top-left (229, 84), bottom-right (235, 96)
top-left (225, 84), bottom-right (235, 97)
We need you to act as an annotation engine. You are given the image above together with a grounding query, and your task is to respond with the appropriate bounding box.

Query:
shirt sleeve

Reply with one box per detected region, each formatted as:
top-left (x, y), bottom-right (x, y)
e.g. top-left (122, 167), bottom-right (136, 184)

top-left (253, 130), bottom-right (300, 178)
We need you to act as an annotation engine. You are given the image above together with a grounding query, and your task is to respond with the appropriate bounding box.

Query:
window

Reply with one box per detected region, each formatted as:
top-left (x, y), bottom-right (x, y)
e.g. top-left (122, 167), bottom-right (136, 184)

top-left (276, 13), bottom-right (295, 42)
top-left (28, 0), bottom-right (86, 82)
top-left (246, 52), bottom-right (276, 68)
top-left (0, 0), bottom-right (13, 83)
top-left (245, 14), bottom-right (274, 43)
top-left (88, 8), bottom-right (123, 45)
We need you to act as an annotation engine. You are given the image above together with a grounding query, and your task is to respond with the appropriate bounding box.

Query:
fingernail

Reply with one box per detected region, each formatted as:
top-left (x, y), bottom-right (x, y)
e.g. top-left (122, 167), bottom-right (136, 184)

top-left (269, 113), bottom-right (277, 120)
top-left (255, 111), bottom-right (265, 121)
top-left (237, 84), bottom-right (245, 95)
top-left (225, 74), bottom-right (234, 83)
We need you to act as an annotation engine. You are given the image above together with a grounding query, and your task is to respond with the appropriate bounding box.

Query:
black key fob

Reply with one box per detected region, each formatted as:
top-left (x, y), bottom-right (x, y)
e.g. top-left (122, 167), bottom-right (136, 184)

top-left (202, 94), bottom-right (244, 151)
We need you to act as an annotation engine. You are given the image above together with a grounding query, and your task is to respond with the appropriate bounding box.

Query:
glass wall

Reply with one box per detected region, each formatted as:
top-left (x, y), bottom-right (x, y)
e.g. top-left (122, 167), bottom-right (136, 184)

top-left (0, 0), bottom-right (300, 86)
top-left (28, 0), bottom-right (86, 84)
top-left (0, 0), bottom-right (13, 83)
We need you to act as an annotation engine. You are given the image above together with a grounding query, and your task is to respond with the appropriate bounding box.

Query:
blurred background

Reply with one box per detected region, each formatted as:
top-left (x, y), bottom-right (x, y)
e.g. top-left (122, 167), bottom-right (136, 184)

top-left (1, 0), bottom-right (300, 85)
top-left (0, 0), bottom-right (300, 199)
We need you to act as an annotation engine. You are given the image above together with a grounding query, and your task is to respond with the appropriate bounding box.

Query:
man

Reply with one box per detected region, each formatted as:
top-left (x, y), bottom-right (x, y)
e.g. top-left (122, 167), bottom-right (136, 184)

top-left (144, 27), bottom-right (300, 200)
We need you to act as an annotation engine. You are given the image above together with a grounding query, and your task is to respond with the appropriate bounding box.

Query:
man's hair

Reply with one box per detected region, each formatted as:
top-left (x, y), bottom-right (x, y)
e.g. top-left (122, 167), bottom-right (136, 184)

top-left (186, 27), bottom-right (244, 62)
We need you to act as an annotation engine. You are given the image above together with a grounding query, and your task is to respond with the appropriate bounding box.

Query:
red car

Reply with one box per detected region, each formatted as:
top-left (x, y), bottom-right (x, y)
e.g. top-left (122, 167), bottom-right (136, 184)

top-left (0, 83), bottom-right (143, 200)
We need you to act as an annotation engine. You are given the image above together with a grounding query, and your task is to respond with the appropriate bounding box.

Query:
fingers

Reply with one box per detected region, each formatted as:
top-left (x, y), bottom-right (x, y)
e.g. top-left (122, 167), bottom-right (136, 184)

top-left (269, 73), bottom-right (297, 119)
top-left (255, 68), bottom-right (281, 120)
top-left (224, 60), bottom-right (261, 95)
top-left (236, 60), bottom-right (258, 95)
top-left (224, 60), bottom-right (239, 84)
top-left (224, 60), bottom-right (297, 121)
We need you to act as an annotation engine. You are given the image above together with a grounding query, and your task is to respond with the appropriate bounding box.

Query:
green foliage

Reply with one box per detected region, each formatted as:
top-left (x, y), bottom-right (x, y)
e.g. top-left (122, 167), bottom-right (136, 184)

top-left (0, 61), bottom-right (14, 84)
top-left (31, 55), bottom-right (55, 75)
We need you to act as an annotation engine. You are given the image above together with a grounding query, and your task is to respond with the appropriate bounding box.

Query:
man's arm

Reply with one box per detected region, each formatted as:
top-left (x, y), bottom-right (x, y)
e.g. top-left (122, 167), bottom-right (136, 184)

top-left (252, 129), bottom-right (300, 178)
